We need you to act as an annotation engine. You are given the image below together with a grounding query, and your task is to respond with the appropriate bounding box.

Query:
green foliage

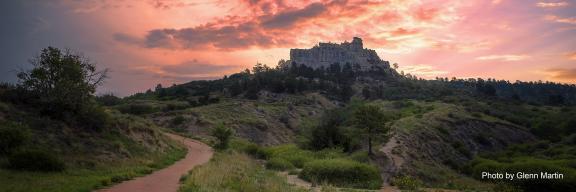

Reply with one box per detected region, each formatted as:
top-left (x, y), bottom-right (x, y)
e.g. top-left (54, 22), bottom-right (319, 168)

top-left (16, 47), bottom-right (108, 118)
top-left (117, 103), bottom-right (158, 115)
top-left (266, 158), bottom-right (296, 171)
top-left (211, 123), bottom-right (233, 150)
top-left (76, 105), bottom-right (111, 131)
top-left (171, 115), bottom-right (186, 126)
top-left (465, 157), bottom-right (576, 191)
top-left (0, 122), bottom-right (28, 155)
top-left (231, 139), bottom-right (269, 159)
top-left (299, 159), bottom-right (382, 189)
top-left (262, 145), bottom-right (315, 168)
top-left (179, 152), bottom-right (307, 192)
top-left (308, 109), bottom-right (358, 152)
top-left (95, 93), bottom-right (122, 106)
top-left (353, 104), bottom-right (394, 155)
top-left (6, 150), bottom-right (65, 172)
top-left (391, 175), bottom-right (423, 190)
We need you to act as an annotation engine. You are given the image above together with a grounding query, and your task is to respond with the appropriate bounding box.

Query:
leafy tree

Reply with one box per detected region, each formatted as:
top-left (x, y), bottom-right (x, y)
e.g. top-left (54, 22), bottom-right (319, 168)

top-left (211, 122), bottom-right (234, 150)
top-left (16, 47), bottom-right (108, 116)
top-left (353, 104), bottom-right (393, 155)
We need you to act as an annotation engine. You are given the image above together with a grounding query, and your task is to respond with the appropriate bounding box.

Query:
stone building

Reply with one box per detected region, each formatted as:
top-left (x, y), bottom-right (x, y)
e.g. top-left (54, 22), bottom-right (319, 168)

top-left (284, 37), bottom-right (390, 70)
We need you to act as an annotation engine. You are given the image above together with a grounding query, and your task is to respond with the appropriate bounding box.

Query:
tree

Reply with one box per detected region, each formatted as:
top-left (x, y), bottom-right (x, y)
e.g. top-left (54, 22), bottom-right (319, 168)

top-left (353, 104), bottom-right (393, 155)
top-left (211, 122), bottom-right (234, 150)
top-left (16, 47), bottom-right (108, 115)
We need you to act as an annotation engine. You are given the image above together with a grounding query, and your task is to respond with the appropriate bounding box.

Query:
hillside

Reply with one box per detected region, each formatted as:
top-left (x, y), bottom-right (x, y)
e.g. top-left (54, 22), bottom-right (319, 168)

top-left (0, 94), bottom-right (187, 192)
top-left (118, 57), bottom-right (576, 191)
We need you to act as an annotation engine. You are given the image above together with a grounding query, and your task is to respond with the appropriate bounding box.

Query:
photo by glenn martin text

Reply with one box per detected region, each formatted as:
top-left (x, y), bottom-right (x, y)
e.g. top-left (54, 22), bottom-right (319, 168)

top-left (482, 172), bottom-right (564, 181)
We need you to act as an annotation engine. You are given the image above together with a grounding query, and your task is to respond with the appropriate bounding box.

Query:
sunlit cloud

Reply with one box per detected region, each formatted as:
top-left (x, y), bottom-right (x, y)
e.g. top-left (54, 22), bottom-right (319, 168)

top-left (568, 52), bottom-right (576, 60)
top-left (545, 68), bottom-right (576, 81)
top-left (2, 0), bottom-right (576, 96)
top-left (536, 2), bottom-right (569, 8)
top-left (476, 54), bottom-right (530, 61)
top-left (544, 15), bottom-right (576, 24)
top-left (114, 0), bottom-right (467, 53)
top-left (491, 0), bottom-right (504, 5)
top-left (400, 64), bottom-right (448, 78)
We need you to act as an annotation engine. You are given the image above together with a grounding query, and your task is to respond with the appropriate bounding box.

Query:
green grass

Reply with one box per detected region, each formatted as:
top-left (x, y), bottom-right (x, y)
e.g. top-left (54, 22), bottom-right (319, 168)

top-left (0, 145), bottom-right (186, 192)
top-left (300, 159), bottom-right (382, 189)
top-left (231, 140), bottom-right (382, 190)
top-left (0, 105), bottom-right (188, 192)
top-left (179, 152), bottom-right (308, 192)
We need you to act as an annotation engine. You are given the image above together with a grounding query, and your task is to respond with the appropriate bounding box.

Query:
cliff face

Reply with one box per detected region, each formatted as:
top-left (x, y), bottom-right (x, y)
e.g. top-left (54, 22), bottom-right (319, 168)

top-left (287, 37), bottom-right (390, 70)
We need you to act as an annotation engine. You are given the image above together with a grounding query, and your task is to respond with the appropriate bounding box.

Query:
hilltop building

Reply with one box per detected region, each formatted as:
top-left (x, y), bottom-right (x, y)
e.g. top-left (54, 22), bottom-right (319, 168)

top-left (284, 37), bottom-right (390, 70)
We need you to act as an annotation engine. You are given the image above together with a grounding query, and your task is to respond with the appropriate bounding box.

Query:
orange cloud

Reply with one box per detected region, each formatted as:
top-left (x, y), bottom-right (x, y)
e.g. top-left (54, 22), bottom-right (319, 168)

top-left (476, 54), bottom-right (530, 61)
top-left (414, 7), bottom-right (439, 21)
top-left (400, 64), bottom-right (448, 78)
top-left (545, 68), bottom-right (576, 82)
top-left (568, 52), bottom-right (576, 60)
top-left (536, 2), bottom-right (569, 8)
top-left (114, 0), bottom-right (467, 52)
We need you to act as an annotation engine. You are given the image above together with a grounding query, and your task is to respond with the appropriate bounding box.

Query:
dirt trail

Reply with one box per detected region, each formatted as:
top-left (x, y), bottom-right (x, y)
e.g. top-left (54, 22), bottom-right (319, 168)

top-left (96, 133), bottom-right (213, 192)
top-left (379, 136), bottom-right (403, 192)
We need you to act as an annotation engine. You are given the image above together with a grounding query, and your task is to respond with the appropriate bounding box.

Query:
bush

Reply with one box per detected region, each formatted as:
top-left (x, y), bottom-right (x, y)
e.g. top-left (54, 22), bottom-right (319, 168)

top-left (0, 122), bottom-right (28, 155)
top-left (7, 150), bottom-right (65, 172)
top-left (164, 103), bottom-right (189, 111)
top-left (299, 159), bottom-right (382, 189)
top-left (263, 145), bottom-right (315, 168)
top-left (266, 158), bottom-right (296, 171)
top-left (391, 175), bottom-right (422, 190)
top-left (96, 93), bottom-right (122, 106)
top-left (117, 103), bottom-right (158, 115)
top-left (172, 115), bottom-right (186, 126)
top-left (211, 123), bottom-right (233, 150)
top-left (77, 105), bottom-right (111, 131)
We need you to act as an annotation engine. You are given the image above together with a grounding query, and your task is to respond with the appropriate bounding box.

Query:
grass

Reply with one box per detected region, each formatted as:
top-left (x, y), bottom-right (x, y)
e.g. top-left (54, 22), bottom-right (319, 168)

top-left (300, 159), bottom-right (382, 189)
top-left (179, 152), bottom-right (308, 192)
top-left (0, 104), bottom-right (188, 192)
top-left (0, 145), bottom-right (186, 192)
top-left (231, 140), bottom-right (382, 190)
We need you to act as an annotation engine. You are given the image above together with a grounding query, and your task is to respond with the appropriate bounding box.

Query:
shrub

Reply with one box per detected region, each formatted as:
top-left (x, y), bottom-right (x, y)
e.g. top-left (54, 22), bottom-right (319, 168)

top-left (391, 175), bottom-right (422, 190)
top-left (0, 122), bottom-right (28, 155)
top-left (117, 103), bottom-right (157, 115)
top-left (266, 158), bottom-right (295, 171)
top-left (96, 93), bottom-right (122, 106)
top-left (77, 105), bottom-right (111, 131)
top-left (172, 115), bottom-right (186, 126)
top-left (211, 123), bottom-right (233, 150)
top-left (299, 159), bottom-right (382, 189)
top-left (164, 102), bottom-right (189, 111)
top-left (263, 145), bottom-right (315, 168)
top-left (7, 150), bottom-right (65, 172)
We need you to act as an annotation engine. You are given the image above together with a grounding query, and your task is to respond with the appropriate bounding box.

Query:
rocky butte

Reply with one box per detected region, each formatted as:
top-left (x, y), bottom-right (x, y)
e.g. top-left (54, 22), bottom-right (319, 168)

top-left (282, 37), bottom-right (390, 71)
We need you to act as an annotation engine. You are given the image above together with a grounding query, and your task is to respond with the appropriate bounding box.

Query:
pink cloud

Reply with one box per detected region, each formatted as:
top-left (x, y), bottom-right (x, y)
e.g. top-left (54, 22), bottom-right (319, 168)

top-left (114, 0), bottom-right (468, 52)
top-left (475, 54), bottom-right (530, 61)
top-left (536, 1), bottom-right (569, 8)
top-left (545, 15), bottom-right (576, 24)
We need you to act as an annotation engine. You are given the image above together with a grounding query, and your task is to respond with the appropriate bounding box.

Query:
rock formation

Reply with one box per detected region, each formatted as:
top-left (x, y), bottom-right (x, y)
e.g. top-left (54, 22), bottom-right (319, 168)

top-left (284, 37), bottom-right (390, 70)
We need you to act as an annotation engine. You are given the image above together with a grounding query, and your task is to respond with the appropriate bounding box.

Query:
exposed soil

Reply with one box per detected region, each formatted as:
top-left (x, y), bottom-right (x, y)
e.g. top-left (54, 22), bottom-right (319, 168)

top-left (96, 133), bottom-right (213, 192)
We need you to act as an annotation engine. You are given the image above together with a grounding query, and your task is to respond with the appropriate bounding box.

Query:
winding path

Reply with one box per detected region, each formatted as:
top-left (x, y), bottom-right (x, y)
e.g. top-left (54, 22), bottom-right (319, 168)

top-left (96, 133), bottom-right (213, 192)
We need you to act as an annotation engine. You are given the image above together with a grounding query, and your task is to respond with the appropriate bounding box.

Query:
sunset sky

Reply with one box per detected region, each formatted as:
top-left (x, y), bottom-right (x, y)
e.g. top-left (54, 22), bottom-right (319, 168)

top-left (1, 0), bottom-right (575, 96)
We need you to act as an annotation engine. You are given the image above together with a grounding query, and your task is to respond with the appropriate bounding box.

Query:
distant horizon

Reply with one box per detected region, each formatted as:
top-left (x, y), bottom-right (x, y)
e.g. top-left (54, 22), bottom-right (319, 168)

top-left (1, 0), bottom-right (575, 96)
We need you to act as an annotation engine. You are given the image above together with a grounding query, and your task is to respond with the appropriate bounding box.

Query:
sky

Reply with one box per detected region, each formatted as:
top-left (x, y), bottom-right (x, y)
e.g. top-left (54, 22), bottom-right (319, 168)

top-left (1, 0), bottom-right (575, 96)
